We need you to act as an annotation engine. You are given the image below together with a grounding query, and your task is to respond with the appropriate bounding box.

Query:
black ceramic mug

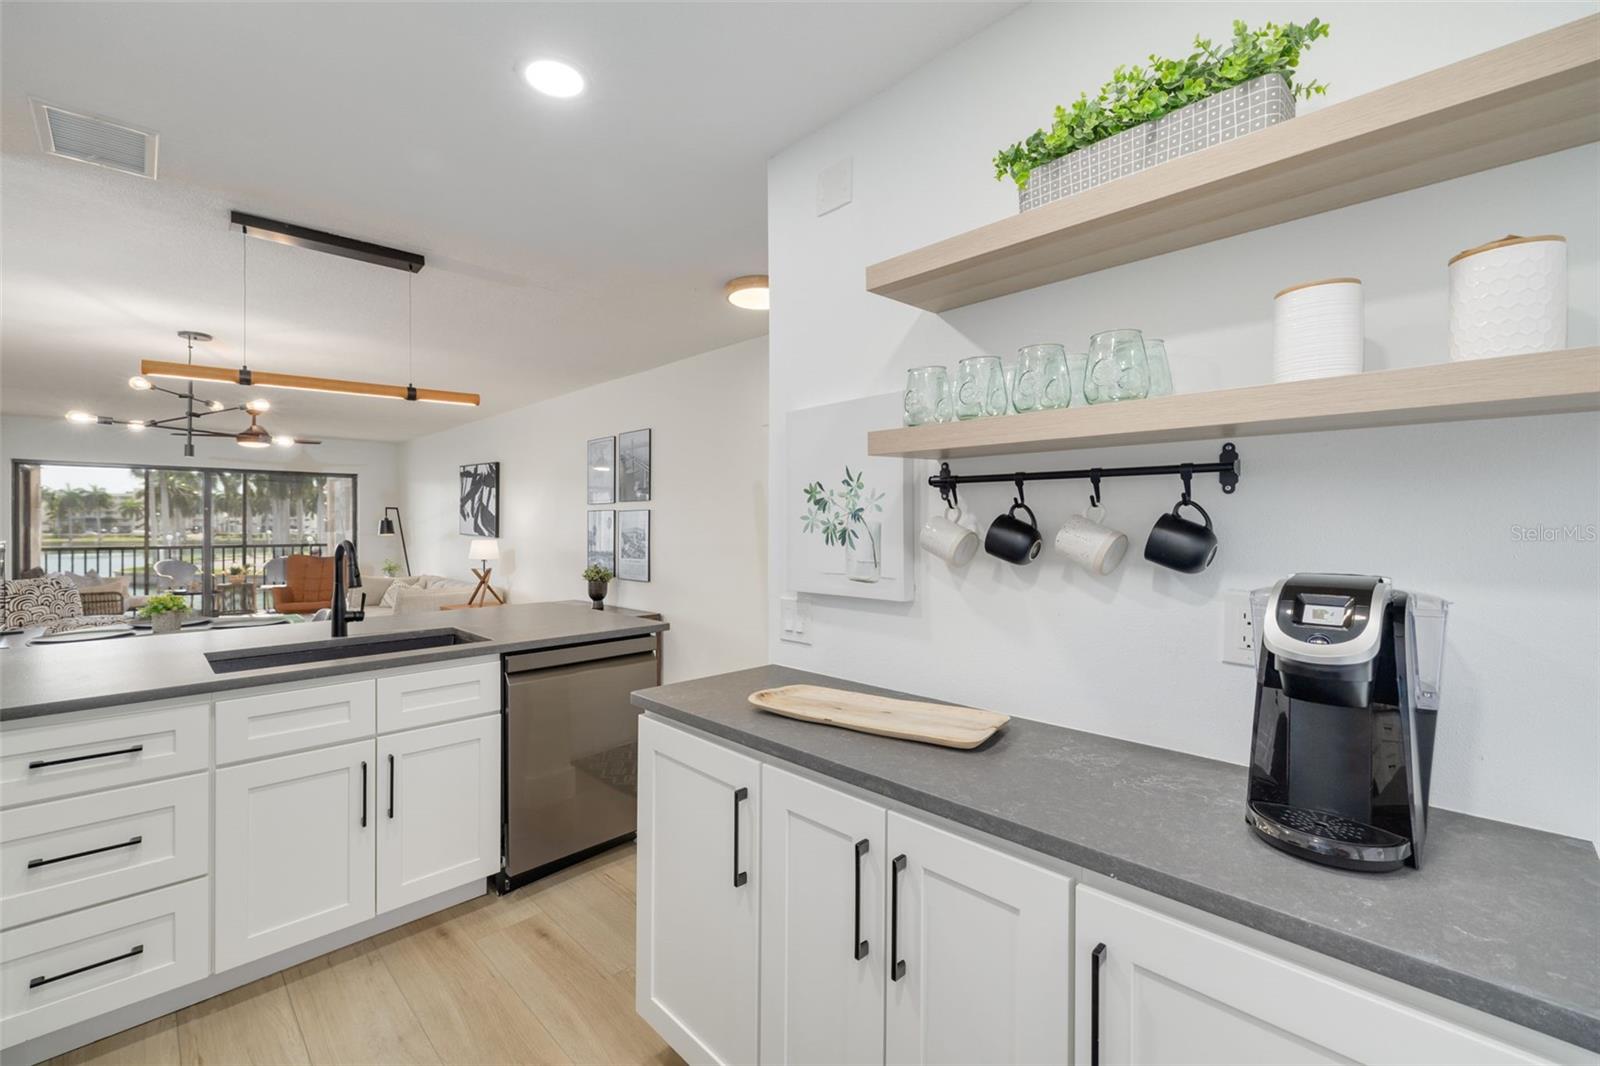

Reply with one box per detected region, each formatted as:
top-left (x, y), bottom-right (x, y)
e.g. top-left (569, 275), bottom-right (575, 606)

top-left (985, 501), bottom-right (1043, 564)
top-left (1144, 497), bottom-right (1218, 573)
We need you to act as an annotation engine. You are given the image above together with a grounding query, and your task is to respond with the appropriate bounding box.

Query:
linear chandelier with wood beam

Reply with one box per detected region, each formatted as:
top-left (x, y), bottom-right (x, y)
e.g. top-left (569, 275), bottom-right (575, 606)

top-left (137, 360), bottom-right (480, 406)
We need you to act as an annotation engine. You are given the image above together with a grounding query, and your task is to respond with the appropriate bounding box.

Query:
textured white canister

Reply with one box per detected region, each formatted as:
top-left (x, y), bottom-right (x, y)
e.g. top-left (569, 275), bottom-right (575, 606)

top-left (1448, 234), bottom-right (1567, 361)
top-left (1273, 277), bottom-right (1364, 382)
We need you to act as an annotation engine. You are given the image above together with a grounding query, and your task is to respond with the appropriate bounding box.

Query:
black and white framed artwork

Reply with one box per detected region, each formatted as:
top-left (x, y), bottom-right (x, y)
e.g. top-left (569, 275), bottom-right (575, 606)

top-left (617, 509), bottom-right (650, 582)
top-left (618, 428), bottom-right (652, 503)
top-left (459, 462), bottom-right (499, 536)
top-left (586, 509), bottom-right (615, 572)
top-left (587, 437), bottom-right (616, 505)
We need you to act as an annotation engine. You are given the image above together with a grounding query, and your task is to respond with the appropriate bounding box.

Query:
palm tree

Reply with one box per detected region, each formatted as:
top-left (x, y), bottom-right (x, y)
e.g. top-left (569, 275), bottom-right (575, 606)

top-left (80, 485), bottom-right (113, 540)
top-left (119, 494), bottom-right (144, 533)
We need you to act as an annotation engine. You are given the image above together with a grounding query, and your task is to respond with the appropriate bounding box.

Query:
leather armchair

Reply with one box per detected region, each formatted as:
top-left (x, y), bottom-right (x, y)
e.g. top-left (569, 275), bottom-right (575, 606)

top-left (270, 555), bottom-right (336, 614)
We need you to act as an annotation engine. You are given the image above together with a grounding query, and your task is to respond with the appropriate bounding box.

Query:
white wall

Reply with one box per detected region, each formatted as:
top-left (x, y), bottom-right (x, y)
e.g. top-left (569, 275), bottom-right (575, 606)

top-left (401, 336), bottom-right (768, 684)
top-left (767, 2), bottom-right (1600, 841)
top-left (0, 413), bottom-right (402, 564)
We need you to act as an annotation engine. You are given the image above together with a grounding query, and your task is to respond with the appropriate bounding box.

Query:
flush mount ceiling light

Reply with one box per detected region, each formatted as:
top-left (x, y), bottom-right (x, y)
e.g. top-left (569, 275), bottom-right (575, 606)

top-left (725, 275), bottom-right (770, 311)
top-left (522, 58), bottom-right (585, 98)
top-left (71, 331), bottom-right (321, 456)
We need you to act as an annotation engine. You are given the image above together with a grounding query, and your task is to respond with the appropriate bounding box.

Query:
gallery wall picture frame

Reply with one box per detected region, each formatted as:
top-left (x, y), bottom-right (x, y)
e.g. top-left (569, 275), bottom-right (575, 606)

top-left (586, 509), bottom-right (616, 572)
top-left (459, 462), bottom-right (499, 536)
top-left (617, 509), bottom-right (650, 582)
top-left (618, 428), bottom-right (652, 503)
top-left (587, 437), bottom-right (616, 505)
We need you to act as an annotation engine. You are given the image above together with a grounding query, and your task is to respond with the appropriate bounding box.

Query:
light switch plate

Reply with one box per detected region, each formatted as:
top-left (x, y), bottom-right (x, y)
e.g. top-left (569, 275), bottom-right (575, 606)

top-left (779, 593), bottom-right (811, 644)
top-left (816, 158), bottom-right (852, 216)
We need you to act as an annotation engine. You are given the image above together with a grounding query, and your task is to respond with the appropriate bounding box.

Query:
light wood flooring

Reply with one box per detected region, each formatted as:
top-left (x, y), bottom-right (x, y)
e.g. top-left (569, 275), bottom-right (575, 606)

top-left (49, 844), bottom-right (685, 1066)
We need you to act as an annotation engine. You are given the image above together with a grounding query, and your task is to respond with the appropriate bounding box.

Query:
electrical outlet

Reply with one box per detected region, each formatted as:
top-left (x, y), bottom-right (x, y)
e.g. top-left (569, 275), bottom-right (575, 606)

top-left (1222, 589), bottom-right (1256, 666)
top-left (779, 593), bottom-right (811, 645)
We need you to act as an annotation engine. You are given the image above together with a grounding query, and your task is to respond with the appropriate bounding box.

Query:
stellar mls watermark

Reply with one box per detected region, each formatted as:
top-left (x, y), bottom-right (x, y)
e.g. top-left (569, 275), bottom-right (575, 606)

top-left (1510, 523), bottom-right (1598, 543)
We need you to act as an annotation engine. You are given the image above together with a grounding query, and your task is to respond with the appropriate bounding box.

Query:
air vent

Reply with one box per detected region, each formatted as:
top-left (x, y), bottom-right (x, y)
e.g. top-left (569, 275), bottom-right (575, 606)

top-left (30, 99), bottom-right (157, 179)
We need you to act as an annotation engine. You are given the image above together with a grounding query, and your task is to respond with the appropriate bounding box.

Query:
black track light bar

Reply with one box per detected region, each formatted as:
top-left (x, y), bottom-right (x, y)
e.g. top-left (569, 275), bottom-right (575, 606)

top-left (231, 211), bottom-right (425, 273)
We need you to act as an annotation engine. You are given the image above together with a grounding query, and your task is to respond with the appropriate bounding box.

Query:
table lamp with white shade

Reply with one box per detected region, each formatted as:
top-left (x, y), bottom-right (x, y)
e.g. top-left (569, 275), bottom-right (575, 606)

top-left (467, 538), bottom-right (505, 607)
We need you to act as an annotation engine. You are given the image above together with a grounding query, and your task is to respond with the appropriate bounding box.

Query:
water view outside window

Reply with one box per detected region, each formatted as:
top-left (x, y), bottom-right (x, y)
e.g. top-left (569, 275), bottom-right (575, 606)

top-left (11, 462), bottom-right (356, 613)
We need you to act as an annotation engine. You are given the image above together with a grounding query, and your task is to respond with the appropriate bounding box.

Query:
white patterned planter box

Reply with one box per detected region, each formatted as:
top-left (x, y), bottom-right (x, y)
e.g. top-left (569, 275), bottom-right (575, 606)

top-left (1018, 74), bottom-right (1295, 212)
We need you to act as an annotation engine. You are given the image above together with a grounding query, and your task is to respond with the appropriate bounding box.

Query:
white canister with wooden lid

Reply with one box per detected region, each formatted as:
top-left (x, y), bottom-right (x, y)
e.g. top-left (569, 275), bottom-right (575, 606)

top-left (1273, 277), bottom-right (1364, 383)
top-left (1448, 234), bottom-right (1566, 361)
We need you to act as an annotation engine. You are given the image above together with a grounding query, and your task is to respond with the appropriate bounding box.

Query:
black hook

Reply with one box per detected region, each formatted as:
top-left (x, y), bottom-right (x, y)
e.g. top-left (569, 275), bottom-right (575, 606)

top-left (1089, 469), bottom-right (1103, 508)
top-left (1179, 463), bottom-right (1194, 503)
top-left (937, 463), bottom-right (958, 509)
top-left (1013, 477), bottom-right (1026, 506)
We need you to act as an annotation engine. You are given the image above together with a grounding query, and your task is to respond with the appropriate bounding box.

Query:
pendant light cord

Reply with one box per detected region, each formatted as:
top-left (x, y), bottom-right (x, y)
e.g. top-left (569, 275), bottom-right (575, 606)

top-left (407, 271), bottom-right (414, 387)
top-left (240, 234), bottom-right (249, 371)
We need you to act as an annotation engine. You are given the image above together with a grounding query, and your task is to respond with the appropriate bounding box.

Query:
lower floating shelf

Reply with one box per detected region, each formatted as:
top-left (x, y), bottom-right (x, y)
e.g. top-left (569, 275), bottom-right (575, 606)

top-left (866, 348), bottom-right (1600, 460)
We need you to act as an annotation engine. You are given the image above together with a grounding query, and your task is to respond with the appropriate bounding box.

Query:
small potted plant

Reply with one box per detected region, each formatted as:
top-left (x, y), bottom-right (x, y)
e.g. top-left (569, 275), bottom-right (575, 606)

top-left (381, 559), bottom-right (401, 578)
top-left (228, 565), bottom-right (247, 585)
top-left (583, 564), bottom-right (614, 610)
top-left (139, 592), bottom-right (191, 635)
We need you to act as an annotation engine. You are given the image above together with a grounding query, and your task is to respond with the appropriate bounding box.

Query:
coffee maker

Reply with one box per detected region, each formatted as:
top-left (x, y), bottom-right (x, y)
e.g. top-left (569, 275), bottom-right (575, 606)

top-left (1246, 574), bottom-right (1449, 872)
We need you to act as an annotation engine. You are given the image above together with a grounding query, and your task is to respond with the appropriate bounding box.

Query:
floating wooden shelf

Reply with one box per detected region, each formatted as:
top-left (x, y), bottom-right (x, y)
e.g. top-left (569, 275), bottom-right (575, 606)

top-left (866, 349), bottom-right (1600, 459)
top-left (865, 16), bottom-right (1600, 312)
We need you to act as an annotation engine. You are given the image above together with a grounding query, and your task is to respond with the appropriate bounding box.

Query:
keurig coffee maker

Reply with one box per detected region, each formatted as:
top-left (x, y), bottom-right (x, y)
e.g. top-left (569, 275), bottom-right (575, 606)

top-left (1246, 574), bottom-right (1450, 872)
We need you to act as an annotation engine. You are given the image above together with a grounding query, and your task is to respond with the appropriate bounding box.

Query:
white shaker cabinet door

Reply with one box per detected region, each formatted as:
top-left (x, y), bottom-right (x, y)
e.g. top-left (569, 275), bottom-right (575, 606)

top-left (759, 764), bottom-right (887, 1066)
top-left (1074, 885), bottom-right (1548, 1066)
top-left (376, 713), bottom-right (501, 913)
top-left (884, 812), bottom-right (1072, 1066)
top-left (214, 740), bottom-right (376, 971)
top-left (637, 717), bottom-right (760, 1066)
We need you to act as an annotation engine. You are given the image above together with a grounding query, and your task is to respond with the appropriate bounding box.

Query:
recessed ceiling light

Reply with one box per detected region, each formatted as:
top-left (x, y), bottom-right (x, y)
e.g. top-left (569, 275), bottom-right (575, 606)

top-left (725, 275), bottom-right (770, 311)
top-left (522, 58), bottom-right (585, 98)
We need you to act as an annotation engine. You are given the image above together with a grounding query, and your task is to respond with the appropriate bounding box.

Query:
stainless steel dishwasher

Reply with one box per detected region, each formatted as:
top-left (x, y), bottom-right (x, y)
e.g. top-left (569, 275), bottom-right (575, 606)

top-left (499, 634), bottom-right (659, 891)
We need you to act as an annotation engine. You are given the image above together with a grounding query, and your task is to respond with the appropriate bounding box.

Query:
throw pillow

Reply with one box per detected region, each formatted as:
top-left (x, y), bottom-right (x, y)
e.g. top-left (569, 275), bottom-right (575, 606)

top-left (380, 576), bottom-right (422, 609)
top-left (3, 576), bottom-right (82, 629)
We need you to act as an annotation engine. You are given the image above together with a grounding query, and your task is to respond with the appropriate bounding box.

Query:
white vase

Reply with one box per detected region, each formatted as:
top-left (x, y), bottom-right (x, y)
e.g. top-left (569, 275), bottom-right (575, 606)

top-left (1448, 235), bottom-right (1566, 361)
top-left (845, 520), bottom-right (882, 583)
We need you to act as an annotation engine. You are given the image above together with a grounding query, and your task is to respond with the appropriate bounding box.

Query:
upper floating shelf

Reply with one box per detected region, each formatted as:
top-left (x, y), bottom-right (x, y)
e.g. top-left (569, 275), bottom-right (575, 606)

top-left (866, 349), bottom-right (1600, 460)
top-left (865, 16), bottom-right (1600, 312)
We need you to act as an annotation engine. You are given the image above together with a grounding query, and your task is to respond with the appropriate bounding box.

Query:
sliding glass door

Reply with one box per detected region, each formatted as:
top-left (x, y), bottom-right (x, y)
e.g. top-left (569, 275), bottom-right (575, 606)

top-left (11, 461), bottom-right (357, 615)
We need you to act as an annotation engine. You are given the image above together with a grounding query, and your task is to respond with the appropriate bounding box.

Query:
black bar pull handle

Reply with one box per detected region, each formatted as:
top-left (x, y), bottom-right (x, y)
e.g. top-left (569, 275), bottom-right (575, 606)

top-left (890, 853), bottom-right (907, 981)
top-left (732, 787), bottom-right (750, 887)
top-left (1091, 942), bottom-right (1107, 1066)
top-left (387, 754), bottom-right (396, 819)
top-left (360, 761), bottom-right (368, 828)
top-left (30, 944), bottom-right (144, 989)
top-left (853, 839), bottom-right (870, 961)
top-left (29, 745), bottom-right (143, 770)
top-left (28, 836), bottom-right (143, 870)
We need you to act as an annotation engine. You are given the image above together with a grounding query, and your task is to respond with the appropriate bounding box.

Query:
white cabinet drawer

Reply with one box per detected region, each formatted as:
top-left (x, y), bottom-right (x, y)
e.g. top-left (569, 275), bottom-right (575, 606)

top-left (0, 877), bottom-right (209, 1047)
top-left (376, 660), bottom-right (500, 733)
top-left (215, 679), bottom-right (375, 765)
top-left (1, 774), bottom-right (210, 930)
top-left (1, 704), bottom-right (210, 809)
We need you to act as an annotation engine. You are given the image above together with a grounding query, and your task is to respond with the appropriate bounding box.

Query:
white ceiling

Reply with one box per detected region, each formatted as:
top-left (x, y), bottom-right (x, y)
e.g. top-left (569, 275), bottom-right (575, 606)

top-left (1, 1), bottom-right (1016, 443)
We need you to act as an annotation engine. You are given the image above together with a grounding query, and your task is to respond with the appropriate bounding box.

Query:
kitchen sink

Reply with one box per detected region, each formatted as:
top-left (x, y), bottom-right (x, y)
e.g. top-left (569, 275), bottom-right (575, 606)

top-left (205, 628), bottom-right (488, 674)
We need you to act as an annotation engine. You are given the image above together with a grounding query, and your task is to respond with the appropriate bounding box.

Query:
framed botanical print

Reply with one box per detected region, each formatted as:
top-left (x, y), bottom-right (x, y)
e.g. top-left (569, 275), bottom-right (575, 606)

top-left (586, 437), bottom-right (615, 505)
top-left (617, 509), bottom-right (650, 581)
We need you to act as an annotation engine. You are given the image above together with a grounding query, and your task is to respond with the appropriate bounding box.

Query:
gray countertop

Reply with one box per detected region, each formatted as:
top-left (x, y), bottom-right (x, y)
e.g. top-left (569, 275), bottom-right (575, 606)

top-left (633, 665), bottom-right (1600, 1052)
top-left (1, 602), bottom-right (667, 720)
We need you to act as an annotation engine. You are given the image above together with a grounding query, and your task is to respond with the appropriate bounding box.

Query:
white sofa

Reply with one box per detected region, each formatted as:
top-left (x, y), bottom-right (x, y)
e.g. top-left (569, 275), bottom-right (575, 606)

top-left (352, 574), bottom-right (506, 617)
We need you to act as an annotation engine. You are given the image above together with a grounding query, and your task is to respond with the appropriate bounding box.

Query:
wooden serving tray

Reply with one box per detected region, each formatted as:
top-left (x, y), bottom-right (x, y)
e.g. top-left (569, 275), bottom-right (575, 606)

top-left (749, 684), bottom-right (1008, 750)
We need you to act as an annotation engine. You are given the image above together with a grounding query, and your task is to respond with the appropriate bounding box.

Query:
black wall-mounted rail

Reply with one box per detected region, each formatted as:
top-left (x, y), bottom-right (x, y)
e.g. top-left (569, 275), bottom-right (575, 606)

top-left (931, 443), bottom-right (1239, 509)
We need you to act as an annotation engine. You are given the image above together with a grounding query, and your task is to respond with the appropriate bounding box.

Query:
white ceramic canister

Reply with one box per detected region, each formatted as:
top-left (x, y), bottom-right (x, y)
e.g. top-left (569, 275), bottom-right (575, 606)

top-left (1273, 277), bottom-right (1364, 383)
top-left (1448, 234), bottom-right (1567, 361)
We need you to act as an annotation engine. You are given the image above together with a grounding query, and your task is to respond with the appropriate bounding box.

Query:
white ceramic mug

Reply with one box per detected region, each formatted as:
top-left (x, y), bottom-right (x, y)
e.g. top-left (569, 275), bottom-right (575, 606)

top-left (921, 506), bottom-right (979, 566)
top-left (1054, 503), bottom-right (1129, 575)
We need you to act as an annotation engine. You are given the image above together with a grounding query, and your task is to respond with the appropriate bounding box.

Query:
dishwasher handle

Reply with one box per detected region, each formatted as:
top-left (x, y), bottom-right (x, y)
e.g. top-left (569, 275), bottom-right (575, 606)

top-left (504, 635), bottom-right (657, 674)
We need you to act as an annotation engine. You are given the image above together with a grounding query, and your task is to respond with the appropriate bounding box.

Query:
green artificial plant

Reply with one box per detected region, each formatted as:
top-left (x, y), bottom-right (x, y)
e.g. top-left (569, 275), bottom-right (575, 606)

top-left (994, 18), bottom-right (1331, 189)
top-left (138, 593), bottom-right (190, 618)
top-left (583, 564), bottom-right (615, 583)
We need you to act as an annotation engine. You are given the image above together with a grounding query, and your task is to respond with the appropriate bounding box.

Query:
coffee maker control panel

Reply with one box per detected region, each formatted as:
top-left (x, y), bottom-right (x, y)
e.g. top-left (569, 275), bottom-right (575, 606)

top-left (1263, 573), bottom-right (1390, 667)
